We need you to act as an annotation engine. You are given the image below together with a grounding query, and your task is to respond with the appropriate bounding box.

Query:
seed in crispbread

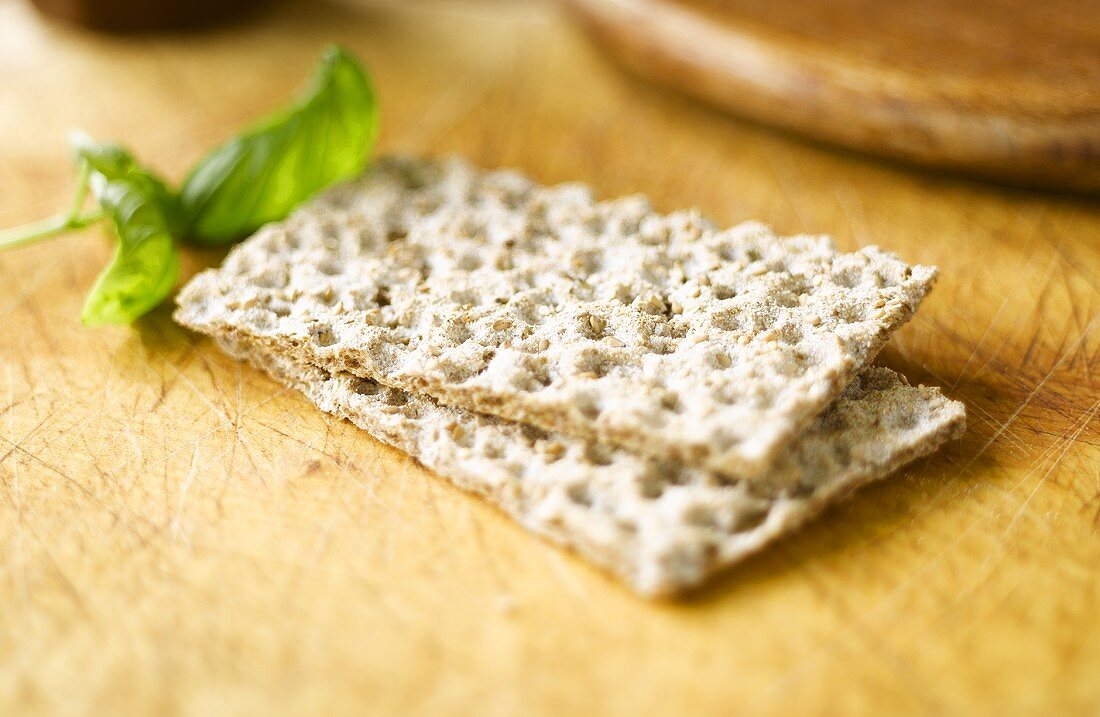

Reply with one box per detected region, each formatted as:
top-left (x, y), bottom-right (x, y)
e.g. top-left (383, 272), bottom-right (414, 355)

top-left (175, 156), bottom-right (938, 478)
top-left (213, 332), bottom-right (965, 596)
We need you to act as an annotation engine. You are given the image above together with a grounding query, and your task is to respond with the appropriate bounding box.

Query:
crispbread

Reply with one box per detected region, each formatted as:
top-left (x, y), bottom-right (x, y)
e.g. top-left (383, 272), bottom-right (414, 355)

top-left (217, 333), bottom-right (964, 596)
top-left (176, 156), bottom-right (937, 477)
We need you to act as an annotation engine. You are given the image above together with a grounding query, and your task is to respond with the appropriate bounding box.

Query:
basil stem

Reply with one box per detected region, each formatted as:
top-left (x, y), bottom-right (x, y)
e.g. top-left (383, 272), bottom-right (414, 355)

top-left (0, 164), bottom-right (103, 249)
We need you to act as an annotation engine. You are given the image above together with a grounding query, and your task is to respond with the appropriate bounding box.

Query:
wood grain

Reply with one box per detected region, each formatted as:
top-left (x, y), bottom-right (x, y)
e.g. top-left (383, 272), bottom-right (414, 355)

top-left (565, 0), bottom-right (1100, 193)
top-left (0, 0), bottom-right (1098, 715)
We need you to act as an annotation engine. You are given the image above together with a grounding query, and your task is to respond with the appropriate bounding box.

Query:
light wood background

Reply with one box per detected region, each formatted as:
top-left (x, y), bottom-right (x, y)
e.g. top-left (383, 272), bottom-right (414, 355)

top-left (0, 1), bottom-right (1097, 715)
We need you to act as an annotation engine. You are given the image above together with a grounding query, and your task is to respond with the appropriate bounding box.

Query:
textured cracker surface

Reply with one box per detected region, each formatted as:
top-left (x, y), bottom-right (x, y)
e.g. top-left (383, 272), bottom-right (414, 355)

top-left (176, 156), bottom-right (937, 477)
top-left (218, 334), bottom-right (964, 596)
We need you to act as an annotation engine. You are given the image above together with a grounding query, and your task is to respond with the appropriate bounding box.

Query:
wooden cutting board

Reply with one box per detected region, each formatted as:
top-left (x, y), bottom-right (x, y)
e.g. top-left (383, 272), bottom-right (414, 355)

top-left (565, 0), bottom-right (1100, 193)
top-left (0, 0), bottom-right (1098, 715)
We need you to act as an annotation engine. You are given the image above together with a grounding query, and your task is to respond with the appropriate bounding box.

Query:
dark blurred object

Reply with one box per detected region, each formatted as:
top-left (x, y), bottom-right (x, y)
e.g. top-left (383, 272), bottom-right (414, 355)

top-left (30, 0), bottom-right (271, 32)
top-left (565, 0), bottom-right (1100, 194)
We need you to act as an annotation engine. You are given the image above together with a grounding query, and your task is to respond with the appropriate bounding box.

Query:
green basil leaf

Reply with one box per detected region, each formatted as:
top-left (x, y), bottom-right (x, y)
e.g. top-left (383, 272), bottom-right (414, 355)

top-left (74, 134), bottom-right (182, 326)
top-left (180, 44), bottom-right (379, 244)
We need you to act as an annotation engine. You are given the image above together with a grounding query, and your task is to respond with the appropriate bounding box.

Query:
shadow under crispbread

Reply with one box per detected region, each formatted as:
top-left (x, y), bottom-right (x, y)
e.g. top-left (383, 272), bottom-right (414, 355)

top-left (211, 332), bottom-right (964, 597)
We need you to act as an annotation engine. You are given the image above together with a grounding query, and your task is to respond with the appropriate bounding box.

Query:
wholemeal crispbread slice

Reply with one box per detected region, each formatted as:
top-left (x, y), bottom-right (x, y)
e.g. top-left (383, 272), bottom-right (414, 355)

top-left (175, 156), bottom-right (937, 478)
top-left (215, 333), bottom-right (965, 596)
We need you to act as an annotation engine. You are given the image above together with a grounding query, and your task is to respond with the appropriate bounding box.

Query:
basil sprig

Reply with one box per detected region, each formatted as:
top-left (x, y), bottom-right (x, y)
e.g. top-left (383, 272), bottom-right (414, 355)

top-left (0, 44), bottom-right (379, 325)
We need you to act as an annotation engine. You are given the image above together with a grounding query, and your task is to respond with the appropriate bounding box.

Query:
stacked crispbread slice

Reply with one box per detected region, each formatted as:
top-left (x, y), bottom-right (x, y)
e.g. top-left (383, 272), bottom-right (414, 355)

top-left (175, 157), bottom-right (964, 596)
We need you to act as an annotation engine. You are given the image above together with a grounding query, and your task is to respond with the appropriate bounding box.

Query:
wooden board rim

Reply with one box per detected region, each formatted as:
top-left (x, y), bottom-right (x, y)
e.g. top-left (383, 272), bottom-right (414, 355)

top-left (564, 0), bottom-right (1100, 193)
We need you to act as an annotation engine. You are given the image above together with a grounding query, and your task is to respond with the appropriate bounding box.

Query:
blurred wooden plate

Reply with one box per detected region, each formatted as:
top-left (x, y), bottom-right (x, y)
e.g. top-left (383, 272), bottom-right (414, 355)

top-left (565, 0), bottom-right (1100, 193)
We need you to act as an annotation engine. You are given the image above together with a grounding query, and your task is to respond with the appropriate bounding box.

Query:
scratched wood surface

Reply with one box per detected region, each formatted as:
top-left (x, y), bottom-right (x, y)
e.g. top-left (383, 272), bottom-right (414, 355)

top-left (0, 1), bottom-right (1097, 715)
